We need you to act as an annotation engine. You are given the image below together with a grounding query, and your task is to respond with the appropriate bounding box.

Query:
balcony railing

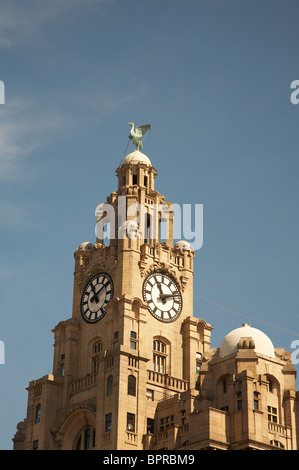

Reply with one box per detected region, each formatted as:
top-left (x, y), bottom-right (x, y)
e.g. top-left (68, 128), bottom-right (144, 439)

top-left (70, 373), bottom-right (97, 394)
top-left (268, 421), bottom-right (292, 438)
top-left (147, 370), bottom-right (189, 393)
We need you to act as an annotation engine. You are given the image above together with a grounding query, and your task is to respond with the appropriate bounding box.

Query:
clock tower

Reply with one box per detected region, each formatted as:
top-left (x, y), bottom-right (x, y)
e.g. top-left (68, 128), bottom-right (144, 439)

top-left (13, 146), bottom-right (213, 451)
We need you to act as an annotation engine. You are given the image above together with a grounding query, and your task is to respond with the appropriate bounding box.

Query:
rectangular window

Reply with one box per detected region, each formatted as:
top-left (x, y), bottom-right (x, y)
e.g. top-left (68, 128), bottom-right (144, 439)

top-left (114, 331), bottom-right (119, 348)
top-left (130, 331), bottom-right (137, 350)
top-left (133, 174), bottom-right (138, 185)
top-left (160, 415), bottom-right (174, 432)
top-left (105, 413), bottom-right (112, 432)
top-left (268, 406), bottom-right (278, 423)
top-left (60, 354), bottom-right (65, 376)
top-left (93, 341), bottom-right (102, 353)
top-left (33, 440), bottom-right (38, 450)
top-left (196, 352), bottom-right (202, 375)
top-left (127, 413), bottom-right (135, 432)
top-left (146, 388), bottom-right (154, 401)
top-left (237, 392), bottom-right (242, 410)
top-left (253, 391), bottom-right (259, 410)
top-left (147, 418), bottom-right (154, 434)
top-left (84, 428), bottom-right (90, 450)
top-left (92, 357), bottom-right (97, 374)
top-left (153, 354), bottom-right (165, 373)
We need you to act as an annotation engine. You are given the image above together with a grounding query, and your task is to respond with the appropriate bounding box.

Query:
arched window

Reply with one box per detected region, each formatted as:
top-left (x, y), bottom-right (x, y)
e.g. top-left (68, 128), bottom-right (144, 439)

top-left (74, 427), bottom-right (96, 450)
top-left (107, 375), bottom-right (113, 396)
top-left (35, 404), bottom-right (41, 423)
top-left (128, 375), bottom-right (136, 396)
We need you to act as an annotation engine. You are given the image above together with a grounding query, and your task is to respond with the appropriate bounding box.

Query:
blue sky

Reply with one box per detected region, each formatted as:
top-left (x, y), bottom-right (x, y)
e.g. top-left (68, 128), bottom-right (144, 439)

top-left (0, 0), bottom-right (298, 449)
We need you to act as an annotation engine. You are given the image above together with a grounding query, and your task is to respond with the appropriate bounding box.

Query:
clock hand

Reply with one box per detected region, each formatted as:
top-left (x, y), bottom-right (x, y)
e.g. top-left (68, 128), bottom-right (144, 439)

top-left (159, 293), bottom-right (179, 300)
top-left (157, 283), bottom-right (163, 294)
top-left (90, 284), bottom-right (100, 303)
top-left (90, 282), bottom-right (108, 303)
top-left (156, 282), bottom-right (167, 304)
top-left (90, 285), bottom-right (99, 303)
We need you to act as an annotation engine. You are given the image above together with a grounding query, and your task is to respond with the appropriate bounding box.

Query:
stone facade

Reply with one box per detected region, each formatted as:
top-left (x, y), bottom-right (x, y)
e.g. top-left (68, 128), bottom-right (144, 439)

top-left (13, 150), bottom-right (298, 450)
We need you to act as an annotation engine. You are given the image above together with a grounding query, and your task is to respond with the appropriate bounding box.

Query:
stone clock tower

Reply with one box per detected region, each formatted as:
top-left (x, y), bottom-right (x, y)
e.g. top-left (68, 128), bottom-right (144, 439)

top-left (13, 148), bottom-right (212, 450)
top-left (13, 141), bottom-right (299, 451)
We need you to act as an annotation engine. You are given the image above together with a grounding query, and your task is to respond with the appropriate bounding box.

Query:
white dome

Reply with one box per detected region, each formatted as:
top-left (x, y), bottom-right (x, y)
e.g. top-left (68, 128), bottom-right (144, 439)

top-left (219, 323), bottom-right (275, 358)
top-left (76, 242), bottom-right (93, 251)
top-left (174, 240), bottom-right (193, 253)
top-left (122, 150), bottom-right (151, 166)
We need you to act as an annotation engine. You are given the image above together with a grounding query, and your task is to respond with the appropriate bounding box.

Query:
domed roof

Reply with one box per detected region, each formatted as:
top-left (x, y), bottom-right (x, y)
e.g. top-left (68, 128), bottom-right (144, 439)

top-left (121, 150), bottom-right (152, 166)
top-left (174, 240), bottom-right (194, 253)
top-left (219, 323), bottom-right (275, 358)
top-left (76, 242), bottom-right (93, 251)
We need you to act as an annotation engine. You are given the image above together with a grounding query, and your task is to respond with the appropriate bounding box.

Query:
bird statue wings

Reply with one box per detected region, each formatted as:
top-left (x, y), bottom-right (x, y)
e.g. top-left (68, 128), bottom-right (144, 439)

top-left (128, 122), bottom-right (151, 151)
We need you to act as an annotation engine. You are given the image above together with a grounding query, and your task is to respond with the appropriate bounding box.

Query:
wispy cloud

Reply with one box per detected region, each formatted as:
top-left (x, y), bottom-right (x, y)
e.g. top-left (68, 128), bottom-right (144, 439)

top-left (0, 0), bottom-right (111, 49)
top-left (0, 96), bottom-right (72, 180)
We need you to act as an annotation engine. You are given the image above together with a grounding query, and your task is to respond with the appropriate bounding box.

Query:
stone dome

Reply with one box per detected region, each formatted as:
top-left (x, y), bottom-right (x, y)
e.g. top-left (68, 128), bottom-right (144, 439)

top-left (219, 323), bottom-right (275, 358)
top-left (76, 242), bottom-right (93, 251)
top-left (121, 150), bottom-right (152, 166)
top-left (174, 240), bottom-right (194, 253)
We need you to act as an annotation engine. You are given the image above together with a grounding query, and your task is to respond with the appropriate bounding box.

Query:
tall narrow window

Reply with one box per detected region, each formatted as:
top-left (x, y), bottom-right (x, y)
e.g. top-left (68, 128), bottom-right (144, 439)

top-left (130, 331), bottom-right (137, 350)
top-left (35, 404), bottom-right (41, 423)
top-left (105, 413), bottom-right (112, 432)
top-left (84, 428), bottom-right (91, 450)
top-left (128, 375), bottom-right (136, 396)
top-left (60, 354), bottom-right (65, 376)
top-left (91, 340), bottom-right (102, 373)
top-left (237, 391), bottom-right (242, 410)
top-left (147, 418), bottom-right (154, 434)
top-left (127, 413), bottom-right (135, 432)
top-left (196, 352), bottom-right (202, 375)
top-left (107, 375), bottom-right (113, 396)
top-left (253, 391), bottom-right (260, 410)
top-left (113, 331), bottom-right (119, 348)
top-left (33, 440), bottom-right (38, 450)
top-left (133, 174), bottom-right (138, 185)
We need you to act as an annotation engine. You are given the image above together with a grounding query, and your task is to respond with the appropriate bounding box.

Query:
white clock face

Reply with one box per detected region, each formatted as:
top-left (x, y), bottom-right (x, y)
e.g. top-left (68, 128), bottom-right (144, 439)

top-left (81, 273), bottom-right (113, 323)
top-left (143, 272), bottom-right (182, 322)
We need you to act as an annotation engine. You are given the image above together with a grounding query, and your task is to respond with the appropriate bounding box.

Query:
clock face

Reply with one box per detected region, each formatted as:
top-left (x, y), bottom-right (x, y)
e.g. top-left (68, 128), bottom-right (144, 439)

top-left (142, 272), bottom-right (182, 322)
top-left (81, 273), bottom-right (113, 323)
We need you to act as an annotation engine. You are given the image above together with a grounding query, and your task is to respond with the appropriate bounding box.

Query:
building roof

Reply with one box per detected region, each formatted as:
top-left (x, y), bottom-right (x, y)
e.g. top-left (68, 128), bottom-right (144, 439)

top-left (121, 150), bottom-right (152, 166)
top-left (219, 323), bottom-right (275, 358)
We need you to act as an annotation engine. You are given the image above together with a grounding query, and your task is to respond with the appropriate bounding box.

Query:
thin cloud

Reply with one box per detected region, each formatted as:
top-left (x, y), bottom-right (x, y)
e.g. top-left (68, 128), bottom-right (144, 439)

top-left (0, 0), bottom-right (111, 49)
top-left (0, 97), bottom-right (72, 180)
